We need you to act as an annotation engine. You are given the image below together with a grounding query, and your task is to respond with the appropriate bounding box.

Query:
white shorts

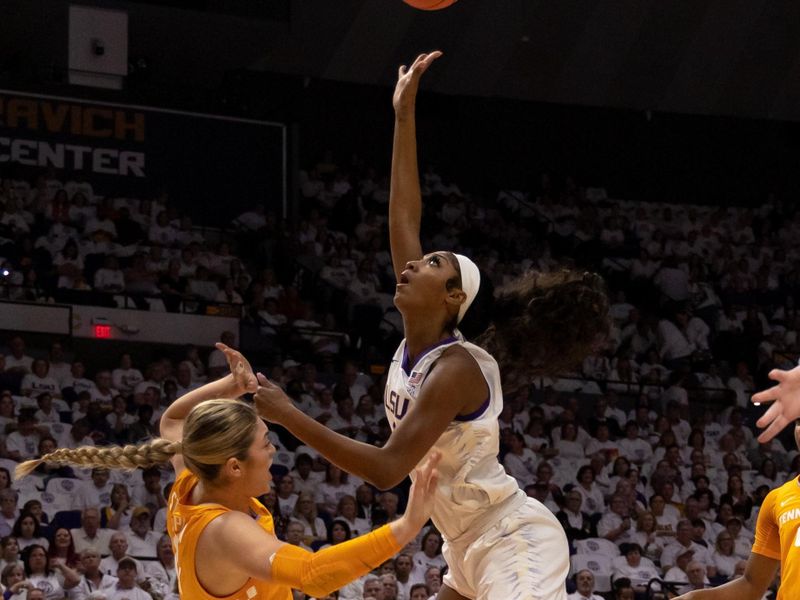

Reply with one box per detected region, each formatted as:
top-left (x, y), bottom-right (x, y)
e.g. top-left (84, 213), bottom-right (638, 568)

top-left (442, 497), bottom-right (569, 600)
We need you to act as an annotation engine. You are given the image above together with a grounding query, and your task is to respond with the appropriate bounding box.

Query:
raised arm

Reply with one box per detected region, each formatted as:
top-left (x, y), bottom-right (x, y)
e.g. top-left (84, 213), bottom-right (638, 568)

top-left (255, 347), bottom-right (485, 489)
top-left (160, 343), bottom-right (256, 473)
top-left (389, 51), bottom-right (442, 281)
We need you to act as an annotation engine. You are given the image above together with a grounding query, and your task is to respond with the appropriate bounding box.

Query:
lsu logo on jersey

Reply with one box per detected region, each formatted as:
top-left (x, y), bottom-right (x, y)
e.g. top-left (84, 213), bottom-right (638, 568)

top-left (386, 390), bottom-right (410, 422)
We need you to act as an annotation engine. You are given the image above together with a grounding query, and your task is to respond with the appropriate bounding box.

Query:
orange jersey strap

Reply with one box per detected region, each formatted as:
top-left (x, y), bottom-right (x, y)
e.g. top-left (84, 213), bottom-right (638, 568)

top-left (269, 524), bottom-right (401, 597)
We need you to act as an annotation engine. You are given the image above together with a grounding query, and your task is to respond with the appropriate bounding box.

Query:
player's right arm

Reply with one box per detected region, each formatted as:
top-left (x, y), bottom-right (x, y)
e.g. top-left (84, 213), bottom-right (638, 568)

top-left (672, 552), bottom-right (778, 600)
top-left (255, 346), bottom-right (486, 489)
top-left (389, 51), bottom-right (442, 281)
top-left (195, 453), bottom-right (440, 597)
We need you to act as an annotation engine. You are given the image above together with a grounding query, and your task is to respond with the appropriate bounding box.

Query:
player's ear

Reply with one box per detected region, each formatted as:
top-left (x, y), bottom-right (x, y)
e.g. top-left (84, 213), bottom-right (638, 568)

top-left (445, 287), bottom-right (466, 309)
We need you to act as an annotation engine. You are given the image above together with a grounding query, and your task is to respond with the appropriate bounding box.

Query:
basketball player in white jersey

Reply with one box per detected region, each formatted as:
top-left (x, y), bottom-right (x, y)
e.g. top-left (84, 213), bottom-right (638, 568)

top-left (255, 51), bottom-right (609, 599)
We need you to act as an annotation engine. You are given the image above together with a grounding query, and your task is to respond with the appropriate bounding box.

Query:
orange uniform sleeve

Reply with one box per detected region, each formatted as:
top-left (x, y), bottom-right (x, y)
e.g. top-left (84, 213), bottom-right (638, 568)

top-left (269, 524), bottom-right (401, 597)
top-left (752, 489), bottom-right (782, 560)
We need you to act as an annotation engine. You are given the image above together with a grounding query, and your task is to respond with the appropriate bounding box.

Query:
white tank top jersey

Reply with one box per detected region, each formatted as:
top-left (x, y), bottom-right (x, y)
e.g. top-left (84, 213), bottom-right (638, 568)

top-left (385, 333), bottom-right (522, 543)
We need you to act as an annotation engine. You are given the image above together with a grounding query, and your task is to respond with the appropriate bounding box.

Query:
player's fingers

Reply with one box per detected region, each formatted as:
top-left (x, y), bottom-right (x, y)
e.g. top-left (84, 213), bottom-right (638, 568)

top-left (755, 401), bottom-right (782, 428)
top-left (769, 369), bottom-right (788, 382)
top-left (427, 468), bottom-right (439, 495)
top-left (758, 415), bottom-right (789, 444)
top-left (215, 342), bottom-right (230, 352)
top-left (398, 65), bottom-right (407, 78)
top-left (751, 385), bottom-right (779, 405)
top-left (256, 372), bottom-right (271, 386)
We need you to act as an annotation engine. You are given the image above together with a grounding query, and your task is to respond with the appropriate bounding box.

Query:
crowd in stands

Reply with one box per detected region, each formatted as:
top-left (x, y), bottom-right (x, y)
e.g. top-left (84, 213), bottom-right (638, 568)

top-left (1, 154), bottom-right (799, 599)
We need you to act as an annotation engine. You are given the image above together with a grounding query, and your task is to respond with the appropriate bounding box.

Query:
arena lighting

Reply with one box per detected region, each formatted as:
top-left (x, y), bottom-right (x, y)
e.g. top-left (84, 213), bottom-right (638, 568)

top-left (91, 317), bottom-right (112, 339)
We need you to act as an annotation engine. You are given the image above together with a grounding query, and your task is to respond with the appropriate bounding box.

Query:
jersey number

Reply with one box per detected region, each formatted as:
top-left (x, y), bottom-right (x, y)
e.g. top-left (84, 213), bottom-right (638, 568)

top-left (386, 391), bottom-right (409, 420)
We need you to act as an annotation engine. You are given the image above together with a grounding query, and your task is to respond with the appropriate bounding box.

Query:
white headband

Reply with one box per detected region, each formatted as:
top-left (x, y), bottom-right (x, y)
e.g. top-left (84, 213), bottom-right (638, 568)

top-left (453, 253), bottom-right (480, 324)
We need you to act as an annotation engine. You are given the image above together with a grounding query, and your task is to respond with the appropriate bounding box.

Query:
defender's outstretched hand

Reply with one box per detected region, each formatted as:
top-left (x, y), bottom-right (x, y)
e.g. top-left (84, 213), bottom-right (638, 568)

top-left (393, 51), bottom-right (442, 118)
top-left (751, 365), bottom-right (800, 442)
top-left (216, 343), bottom-right (257, 395)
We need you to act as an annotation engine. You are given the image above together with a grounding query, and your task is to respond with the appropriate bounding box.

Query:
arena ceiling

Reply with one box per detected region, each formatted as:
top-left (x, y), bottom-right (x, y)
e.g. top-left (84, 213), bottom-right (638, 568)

top-left (5, 0), bottom-right (800, 121)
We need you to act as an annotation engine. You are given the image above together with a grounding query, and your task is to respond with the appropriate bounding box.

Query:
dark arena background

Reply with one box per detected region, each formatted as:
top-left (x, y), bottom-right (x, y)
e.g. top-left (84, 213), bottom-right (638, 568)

top-left (1, 1), bottom-right (800, 598)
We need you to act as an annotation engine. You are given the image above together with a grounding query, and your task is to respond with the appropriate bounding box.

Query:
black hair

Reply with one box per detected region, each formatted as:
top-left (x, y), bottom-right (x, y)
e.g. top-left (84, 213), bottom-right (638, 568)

top-left (473, 269), bottom-right (609, 377)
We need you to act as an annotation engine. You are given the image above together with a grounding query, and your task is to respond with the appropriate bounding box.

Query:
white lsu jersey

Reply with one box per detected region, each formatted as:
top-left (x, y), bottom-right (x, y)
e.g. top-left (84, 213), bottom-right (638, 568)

top-left (385, 333), bottom-right (521, 542)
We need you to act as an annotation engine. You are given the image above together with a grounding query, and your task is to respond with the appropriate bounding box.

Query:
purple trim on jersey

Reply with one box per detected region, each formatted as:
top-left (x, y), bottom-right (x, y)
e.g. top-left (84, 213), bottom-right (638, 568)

top-left (454, 395), bottom-right (491, 422)
top-left (401, 336), bottom-right (458, 375)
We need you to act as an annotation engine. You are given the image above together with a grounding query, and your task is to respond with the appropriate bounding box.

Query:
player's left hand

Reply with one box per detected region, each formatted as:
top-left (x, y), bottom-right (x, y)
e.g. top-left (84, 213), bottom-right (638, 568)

top-left (216, 342), bottom-right (257, 396)
top-left (393, 51), bottom-right (442, 118)
top-left (751, 365), bottom-right (800, 442)
top-left (254, 372), bottom-right (294, 424)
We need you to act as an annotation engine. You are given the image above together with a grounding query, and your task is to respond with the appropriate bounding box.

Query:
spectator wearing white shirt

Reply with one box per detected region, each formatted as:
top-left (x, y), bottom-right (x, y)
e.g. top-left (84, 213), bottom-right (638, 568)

top-left (6, 411), bottom-right (40, 461)
top-left (4, 336), bottom-right (33, 373)
top-left (567, 569), bottom-right (604, 600)
top-left (142, 535), bottom-right (176, 600)
top-left (597, 494), bottom-right (636, 545)
top-left (124, 507), bottom-right (158, 560)
top-left (75, 468), bottom-right (114, 511)
top-left (108, 556), bottom-right (152, 600)
top-left (93, 257), bottom-right (125, 293)
top-left (62, 362), bottom-right (96, 397)
top-left (71, 547), bottom-right (119, 600)
top-left (617, 421), bottom-right (653, 466)
top-left (99, 532), bottom-right (140, 575)
top-left (33, 393), bottom-right (61, 425)
top-left (657, 313), bottom-right (695, 363)
top-left (111, 354), bottom-right (143, 395)
top-left (71, 508), bottom-right (113, 557)
top-left (611, 543), bottom-right (660, 592)
top-left (660, 520), bottom-right (714, 576)
top-left (46, 342), bottom-right (72, 386)
top-left (20, 359), bottom-right (60, 398)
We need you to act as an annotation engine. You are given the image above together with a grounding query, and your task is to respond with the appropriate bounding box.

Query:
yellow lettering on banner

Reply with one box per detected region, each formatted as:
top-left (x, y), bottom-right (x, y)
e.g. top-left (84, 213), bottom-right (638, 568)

top-left (115, 111), bottom-right (145, 142)
top-left (41, 102), bottom-right (70, 134)
top-left (7, 99), bottom-right (38, 129)
top-left (83, 107), bottom-right (114, 137)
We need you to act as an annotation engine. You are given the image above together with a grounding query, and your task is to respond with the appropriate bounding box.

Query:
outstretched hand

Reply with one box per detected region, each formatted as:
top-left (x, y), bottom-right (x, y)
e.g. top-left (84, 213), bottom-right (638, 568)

top-left (216, 343), bottom-right (257, 396)
top-left (393, 51), bottom-right (443, 118)
top-left (254, 372), bottom-right (294, 424)
top-left (402, 451), bottom-right (441, 529)
top-left (751, 365), bottom-right (800, 443)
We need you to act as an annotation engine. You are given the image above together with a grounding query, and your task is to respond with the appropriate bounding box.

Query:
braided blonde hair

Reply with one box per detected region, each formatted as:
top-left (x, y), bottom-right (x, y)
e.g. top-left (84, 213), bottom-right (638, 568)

top-left (16, 399), bottom-right (259, 482)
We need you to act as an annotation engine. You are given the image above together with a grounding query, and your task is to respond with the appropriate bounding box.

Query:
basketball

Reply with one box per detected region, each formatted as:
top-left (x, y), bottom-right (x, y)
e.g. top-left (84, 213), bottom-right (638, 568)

top-left (403, 0), bottom-right (458, 11)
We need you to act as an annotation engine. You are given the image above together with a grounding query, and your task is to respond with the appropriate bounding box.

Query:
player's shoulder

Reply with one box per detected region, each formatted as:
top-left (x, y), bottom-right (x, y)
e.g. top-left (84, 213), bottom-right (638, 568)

top-left (761, 476), bottom-right (800, 512)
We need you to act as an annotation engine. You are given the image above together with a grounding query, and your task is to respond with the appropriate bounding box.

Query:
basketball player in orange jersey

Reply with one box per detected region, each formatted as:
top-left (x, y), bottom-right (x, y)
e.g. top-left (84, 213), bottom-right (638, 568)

top-left (674, 418), bottom-right (800, 600)
top-left (15, 344), bottom-right (441, 600)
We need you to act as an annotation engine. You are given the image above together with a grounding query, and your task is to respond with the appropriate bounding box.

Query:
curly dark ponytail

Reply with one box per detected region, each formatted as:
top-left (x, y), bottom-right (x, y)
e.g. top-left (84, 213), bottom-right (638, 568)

top-left (474, 269), bottom-right (610, 377)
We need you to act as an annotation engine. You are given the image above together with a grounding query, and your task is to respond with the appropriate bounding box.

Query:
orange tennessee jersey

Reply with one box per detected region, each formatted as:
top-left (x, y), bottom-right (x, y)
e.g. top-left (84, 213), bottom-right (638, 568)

top-left (167, 469), bottom-right (291, 600)
top-left (752, 475), bottom-right (800, 599)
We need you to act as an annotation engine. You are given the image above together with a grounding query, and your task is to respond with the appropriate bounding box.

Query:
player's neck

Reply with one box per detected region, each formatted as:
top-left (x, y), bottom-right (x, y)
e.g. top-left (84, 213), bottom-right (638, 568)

top-left (404, 321), bottom-right (453, 366)
top-left (192, 479), bottom-right (250, 514)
